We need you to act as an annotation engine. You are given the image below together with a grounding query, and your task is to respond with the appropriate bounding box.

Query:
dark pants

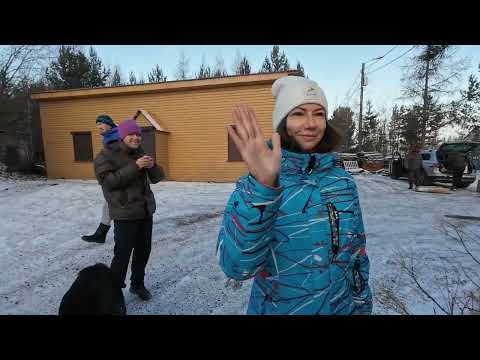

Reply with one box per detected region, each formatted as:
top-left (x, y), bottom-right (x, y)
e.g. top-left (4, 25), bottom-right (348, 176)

top-left (111, 218), bottom-right (153, 288)
top-left (452, 170), bottom-right (464, 189)
top-left (408, 168), bottom-right (422, 188)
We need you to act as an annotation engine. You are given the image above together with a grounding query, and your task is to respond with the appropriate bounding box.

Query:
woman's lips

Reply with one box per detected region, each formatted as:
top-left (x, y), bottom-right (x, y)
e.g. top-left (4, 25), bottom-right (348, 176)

top-left (299, 134), bottom-right (318, 140)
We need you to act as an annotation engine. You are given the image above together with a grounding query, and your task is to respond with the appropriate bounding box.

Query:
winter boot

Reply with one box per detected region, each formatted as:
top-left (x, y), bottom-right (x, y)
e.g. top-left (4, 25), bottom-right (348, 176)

top-left (82, 223), bottom-right (110, 244)
top-left (130, 284), bottom-right (152, 301)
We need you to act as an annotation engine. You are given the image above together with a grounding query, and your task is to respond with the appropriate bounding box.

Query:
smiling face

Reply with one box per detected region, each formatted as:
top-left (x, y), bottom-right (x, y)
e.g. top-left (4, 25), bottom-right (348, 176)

top-left (285, 103), bottom-right (327, 152)
top-left (123, 133), bottom-right (142, 149)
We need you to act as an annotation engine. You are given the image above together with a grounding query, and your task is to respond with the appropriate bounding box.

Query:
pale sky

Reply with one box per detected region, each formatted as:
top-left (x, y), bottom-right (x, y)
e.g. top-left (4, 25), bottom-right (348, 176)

top-left (4, 44), bottom-right (480, 138)
top-left (93, 45), bottom-right (477, 102)
top-left (90, 45), bottom-right (480, 138)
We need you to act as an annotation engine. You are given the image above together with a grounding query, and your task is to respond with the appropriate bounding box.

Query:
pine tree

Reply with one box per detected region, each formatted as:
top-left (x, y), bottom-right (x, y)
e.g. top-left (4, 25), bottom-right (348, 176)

top-left (270, 45), bottom-right (290, 72)
top-left (449, 66), bottom-right (480, 136)
top-left (402, 45), bottom-right (468, 146)
top-left (399, 105), bottom-right (422, 149)
top-left (84, 46), bottom-right (110, 88)
top-left (45, 46), bottom-right (110, 90)
top-left (148, 64), bottom-right (167, 83)
top-left (238, 56), bottom-right (251, 75)
top-left (361, 101), bottom-right (379, 152)
top-left (329, 106), bottom-right (356, 152)
top-left (110, 65), bottom-right (122, 86)
top-left (388, 105), bottom-right (403, 153)
top-left (377, 118), bottom-right (388, 155)
top-left (197, 55), bottom-right (211, 79)
top-left (296, 61), bottom-right (306, 77)
top-left (45, 46), bottom-right (91, 89)
top-left (129, 71), bottom-right (137, 85)
top-left (260, 56), bottom-right (272, 73)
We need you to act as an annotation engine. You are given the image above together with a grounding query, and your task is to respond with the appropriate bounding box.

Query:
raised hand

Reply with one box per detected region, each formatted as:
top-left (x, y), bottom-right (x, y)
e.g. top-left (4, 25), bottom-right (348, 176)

top-left (227, 105), bottom-right (282, 187)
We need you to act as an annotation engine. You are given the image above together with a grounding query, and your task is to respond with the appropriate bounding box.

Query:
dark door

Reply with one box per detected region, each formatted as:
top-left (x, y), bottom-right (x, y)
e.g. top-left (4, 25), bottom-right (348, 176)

top-left (141, 127), bottom-right (156, 161)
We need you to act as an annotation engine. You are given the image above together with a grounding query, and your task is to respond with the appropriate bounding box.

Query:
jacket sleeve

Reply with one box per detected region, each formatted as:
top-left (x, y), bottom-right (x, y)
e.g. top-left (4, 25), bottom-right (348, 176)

top-left (94, 152), bottom-right (139, 191)
top-left (216, 175), bottom-right (282, 281)
top-left (351, 185), bottom-right (373, 315)
top-left (146, 164), bottom-right (165, 184)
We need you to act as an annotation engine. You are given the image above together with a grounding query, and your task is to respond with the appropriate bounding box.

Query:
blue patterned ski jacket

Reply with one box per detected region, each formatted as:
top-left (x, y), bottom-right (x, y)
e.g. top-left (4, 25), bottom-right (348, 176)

top-left (217, 146), bottom-right (372, 315)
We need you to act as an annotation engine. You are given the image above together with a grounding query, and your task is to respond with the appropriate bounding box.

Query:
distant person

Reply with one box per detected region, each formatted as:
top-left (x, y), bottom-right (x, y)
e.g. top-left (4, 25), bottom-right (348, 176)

top-left (445, 151), bottom-right (466, 190)
top-left (82, 115), bottom-right (118, 244)
top-left (94, 119), bottom-right (165, 301)
top-left (404, 144), bottom-right (423, 190)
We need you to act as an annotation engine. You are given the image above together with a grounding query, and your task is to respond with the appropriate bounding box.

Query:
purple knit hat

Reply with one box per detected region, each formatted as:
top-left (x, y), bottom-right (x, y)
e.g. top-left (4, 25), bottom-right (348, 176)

top-left (118, 119), bottom-right (141, 139)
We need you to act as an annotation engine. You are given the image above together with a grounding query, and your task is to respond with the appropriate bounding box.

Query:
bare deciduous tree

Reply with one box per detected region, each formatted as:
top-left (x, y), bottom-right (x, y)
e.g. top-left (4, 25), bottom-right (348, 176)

top-left (175, 51), bottom-right (189, 80)
top-left (0, 45), bottom-right (54, 99)
top-left (377, 221), bottom-right (480, 315)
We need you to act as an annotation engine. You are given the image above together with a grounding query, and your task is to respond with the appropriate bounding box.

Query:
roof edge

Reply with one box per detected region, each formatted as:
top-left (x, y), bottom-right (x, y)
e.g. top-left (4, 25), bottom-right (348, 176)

top-left (31, 71), bottom-right (299, 101)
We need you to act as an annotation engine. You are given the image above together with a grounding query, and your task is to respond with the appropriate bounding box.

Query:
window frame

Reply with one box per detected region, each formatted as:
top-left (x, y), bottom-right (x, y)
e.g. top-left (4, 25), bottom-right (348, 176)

top-left (71, 131), bottom-right (94, 162)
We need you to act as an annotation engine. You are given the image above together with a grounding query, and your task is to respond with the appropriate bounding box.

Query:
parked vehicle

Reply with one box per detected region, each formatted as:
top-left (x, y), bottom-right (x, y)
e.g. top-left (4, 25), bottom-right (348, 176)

top-left (384, 142), bottom-right (479, 188)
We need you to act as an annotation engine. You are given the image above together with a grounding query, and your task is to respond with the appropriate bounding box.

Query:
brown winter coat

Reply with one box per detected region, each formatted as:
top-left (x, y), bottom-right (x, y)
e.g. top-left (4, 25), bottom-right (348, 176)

top-left (444, 152), bottom-right (466, 171)
top-left (404, 151), bottom-right (423, 170)
top-left (94, 141), bottom-right (165, 220)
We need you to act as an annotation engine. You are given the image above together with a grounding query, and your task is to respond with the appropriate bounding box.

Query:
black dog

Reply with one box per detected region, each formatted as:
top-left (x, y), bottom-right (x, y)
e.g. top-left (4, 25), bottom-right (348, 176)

top-left (59, 263), bottom-right (126, 315)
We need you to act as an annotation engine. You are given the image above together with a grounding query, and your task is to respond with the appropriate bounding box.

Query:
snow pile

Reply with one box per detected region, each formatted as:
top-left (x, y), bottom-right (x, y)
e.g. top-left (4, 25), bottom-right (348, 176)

top-left (1, 173), bottom-right (479, 315)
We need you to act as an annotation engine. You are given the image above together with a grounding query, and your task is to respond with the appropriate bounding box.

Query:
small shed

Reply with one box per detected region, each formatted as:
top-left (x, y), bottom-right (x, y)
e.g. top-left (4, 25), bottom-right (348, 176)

top-left (31, 71), bottom-right (297, 181)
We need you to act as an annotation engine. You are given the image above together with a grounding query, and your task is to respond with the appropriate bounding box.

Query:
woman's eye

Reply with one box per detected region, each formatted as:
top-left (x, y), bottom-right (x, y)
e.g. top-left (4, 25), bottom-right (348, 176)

top-left (292, 112), bottom-right (303, 116)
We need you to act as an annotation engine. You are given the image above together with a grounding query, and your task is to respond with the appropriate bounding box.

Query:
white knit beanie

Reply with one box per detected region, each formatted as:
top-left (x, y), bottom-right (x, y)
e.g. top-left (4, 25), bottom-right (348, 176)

top-left (272, 76), bottom-right (328, 131)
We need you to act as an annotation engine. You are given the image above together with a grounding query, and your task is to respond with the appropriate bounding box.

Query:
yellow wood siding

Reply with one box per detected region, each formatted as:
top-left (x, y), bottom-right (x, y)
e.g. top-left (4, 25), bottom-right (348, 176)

top-left (38, 82), bottom-right (276, 181)
top-left (155, 132), bottom-right (169, 179)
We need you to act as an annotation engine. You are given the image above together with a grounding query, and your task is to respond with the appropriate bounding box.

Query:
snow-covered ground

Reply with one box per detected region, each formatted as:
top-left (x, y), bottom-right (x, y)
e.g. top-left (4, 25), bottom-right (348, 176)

top-left (1, 171), bottom-right (479, 315)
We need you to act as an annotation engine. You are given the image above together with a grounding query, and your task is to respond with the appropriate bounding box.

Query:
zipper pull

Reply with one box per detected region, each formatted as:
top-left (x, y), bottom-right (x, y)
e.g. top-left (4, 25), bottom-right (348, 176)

top-left (305, 155), bottom-right (316, 174)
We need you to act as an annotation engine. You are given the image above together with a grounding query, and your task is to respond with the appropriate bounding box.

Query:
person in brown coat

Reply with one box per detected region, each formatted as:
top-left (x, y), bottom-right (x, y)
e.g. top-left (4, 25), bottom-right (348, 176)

top-left (404, 144), bottom-right (423, 190)
top-left (445, 151), bottom-right (467, 190)
top-left (94, 119), bottom-right (165, 301)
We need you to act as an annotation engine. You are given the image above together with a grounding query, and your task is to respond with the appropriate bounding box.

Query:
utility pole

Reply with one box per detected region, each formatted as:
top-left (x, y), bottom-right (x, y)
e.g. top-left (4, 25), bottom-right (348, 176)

top-left (421, 58), bottom-right (430, 148)
top-left (357, 55), bottom-right (383, 153)
top-left (358, 63), bottom-right (365, 152)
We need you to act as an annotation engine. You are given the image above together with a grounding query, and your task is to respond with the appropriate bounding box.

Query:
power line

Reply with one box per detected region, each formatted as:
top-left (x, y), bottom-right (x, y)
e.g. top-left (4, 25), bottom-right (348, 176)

top-left (367, 46), bottom-right (418, 75)
top-left (345, 72), bottom-right (360, 98)
top-left (365, 45), bottom-right (400, 69)
top-left (342, 46), bottom-right (399, 108)
top-left (344, 82), bottom-right (361, 107)
top-left (343, 72), bottom-right (361, 105)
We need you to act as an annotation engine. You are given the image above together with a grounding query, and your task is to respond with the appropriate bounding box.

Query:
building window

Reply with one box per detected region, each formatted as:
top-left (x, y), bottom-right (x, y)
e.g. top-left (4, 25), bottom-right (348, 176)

top-left (71, 132), bottom-right (93, 162)
top-left (228, 131), bottom-right (243, 162)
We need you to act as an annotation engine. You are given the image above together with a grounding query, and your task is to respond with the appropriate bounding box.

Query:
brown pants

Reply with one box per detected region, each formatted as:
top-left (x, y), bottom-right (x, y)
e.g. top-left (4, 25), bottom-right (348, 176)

top-left (408, 169), bottom-right (422, 188)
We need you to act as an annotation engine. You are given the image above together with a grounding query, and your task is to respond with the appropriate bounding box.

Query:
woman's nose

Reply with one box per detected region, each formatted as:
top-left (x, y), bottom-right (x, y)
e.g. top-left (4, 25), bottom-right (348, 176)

top-left (305, 113), bottom-right (316, 127)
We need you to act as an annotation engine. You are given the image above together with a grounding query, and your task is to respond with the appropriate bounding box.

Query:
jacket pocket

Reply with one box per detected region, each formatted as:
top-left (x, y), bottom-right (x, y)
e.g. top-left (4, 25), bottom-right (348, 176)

top-left (352, 258), bottom-right (364, 293)
top-left (110, 189), bottom-right (128, 208)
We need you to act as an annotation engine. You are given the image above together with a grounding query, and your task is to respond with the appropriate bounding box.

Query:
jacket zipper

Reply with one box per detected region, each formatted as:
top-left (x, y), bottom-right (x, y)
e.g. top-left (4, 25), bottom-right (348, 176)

top-left (326, 202), bottom-right (340, 256)
top-left (305, 154), bottom-right (316, 175)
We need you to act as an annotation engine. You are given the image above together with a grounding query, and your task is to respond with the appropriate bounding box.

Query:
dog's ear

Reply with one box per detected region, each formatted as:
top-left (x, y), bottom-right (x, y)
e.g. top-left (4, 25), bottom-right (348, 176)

top-left (77, 266), bottom-right (90, 278)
